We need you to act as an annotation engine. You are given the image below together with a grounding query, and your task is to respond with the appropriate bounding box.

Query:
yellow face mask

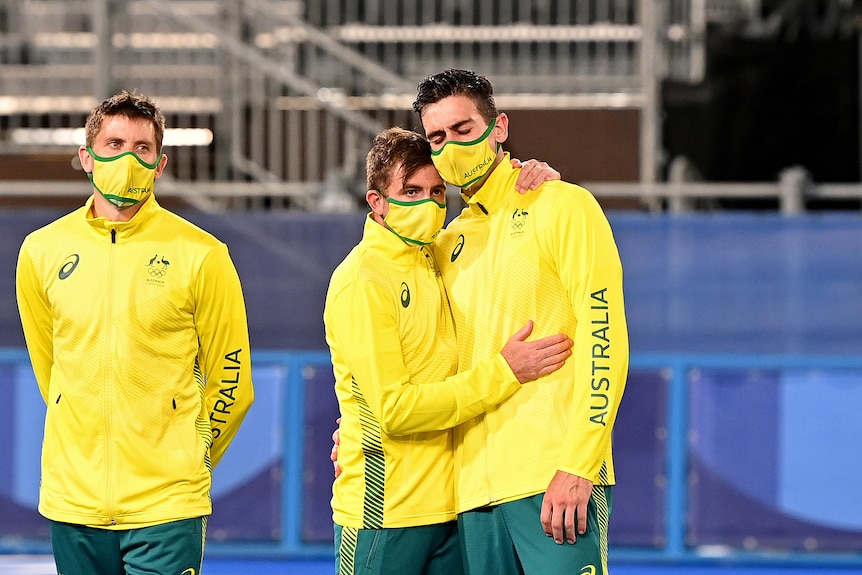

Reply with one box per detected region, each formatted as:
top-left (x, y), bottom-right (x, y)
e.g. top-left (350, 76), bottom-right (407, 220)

top-left (382, 196), bottom-right (447, 246)
top-left (430, 119), bottom-right (498, 189)
top-left (87, 146), bottom-right (161, 209)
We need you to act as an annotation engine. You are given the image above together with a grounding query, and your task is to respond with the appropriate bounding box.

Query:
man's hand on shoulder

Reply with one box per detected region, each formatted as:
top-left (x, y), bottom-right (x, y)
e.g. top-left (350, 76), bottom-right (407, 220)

top-left (510, 158), bottom-right (561, 193)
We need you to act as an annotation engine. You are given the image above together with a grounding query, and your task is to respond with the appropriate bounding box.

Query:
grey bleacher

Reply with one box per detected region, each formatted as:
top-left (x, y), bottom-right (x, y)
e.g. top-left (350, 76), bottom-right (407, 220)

top-left (0, 0), bottom-right (859, 212)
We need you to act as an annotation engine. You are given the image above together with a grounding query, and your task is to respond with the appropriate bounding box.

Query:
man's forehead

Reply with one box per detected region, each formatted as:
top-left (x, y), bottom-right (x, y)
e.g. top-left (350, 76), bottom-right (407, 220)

top-left (422, 94), bottom-right (477, 118)
top-left (385, 164), bottom-right (442, 190)
top-left (98, 115), bottom-right (155, 139)
top-left (403, 165), bottom-right (445, 187)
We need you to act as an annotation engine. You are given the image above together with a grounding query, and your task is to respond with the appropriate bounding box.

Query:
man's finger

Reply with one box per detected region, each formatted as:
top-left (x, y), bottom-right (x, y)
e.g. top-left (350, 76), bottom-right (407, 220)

top-left (566, 506), bottom-right (577, 544)
top-left (540, 495), bottom-right (553, 536)
top-left (552, 505), bottom-right (565, 544)
top-left (577, 499), bottom-right (588, 535)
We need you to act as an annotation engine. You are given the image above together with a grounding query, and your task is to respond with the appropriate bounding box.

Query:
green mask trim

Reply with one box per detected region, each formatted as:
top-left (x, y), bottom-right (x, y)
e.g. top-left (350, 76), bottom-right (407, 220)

top-left (385, 196), bottom-right (447, 209)
top-left (86, 146), bottom-right (162, 170)
top-left (430, 118), bottom-right (497, 157)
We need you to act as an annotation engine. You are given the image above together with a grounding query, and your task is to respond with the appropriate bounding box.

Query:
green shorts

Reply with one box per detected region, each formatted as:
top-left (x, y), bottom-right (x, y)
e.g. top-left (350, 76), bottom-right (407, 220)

top-left (50, 517), bottom-right (207, 575)
top-left (334, 521), bottom-right (463, 575)
top-left (458, 486), bottom-right (613, 575)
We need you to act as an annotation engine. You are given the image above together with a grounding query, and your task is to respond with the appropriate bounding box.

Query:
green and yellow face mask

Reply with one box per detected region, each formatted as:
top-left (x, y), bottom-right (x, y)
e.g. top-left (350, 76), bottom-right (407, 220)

top-left (430, 119), bottom-right (499, 189)
top-left (381, 195), bottom-right (447, 246)
top-left (87, 146), bottom-right (162, 209)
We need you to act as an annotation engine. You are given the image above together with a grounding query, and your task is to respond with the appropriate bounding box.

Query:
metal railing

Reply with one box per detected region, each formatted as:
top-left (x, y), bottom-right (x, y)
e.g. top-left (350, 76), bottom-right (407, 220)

top-left (2, 166), bottom-right (860, 214)
top-left (6, 0), bottom-right (822, 212)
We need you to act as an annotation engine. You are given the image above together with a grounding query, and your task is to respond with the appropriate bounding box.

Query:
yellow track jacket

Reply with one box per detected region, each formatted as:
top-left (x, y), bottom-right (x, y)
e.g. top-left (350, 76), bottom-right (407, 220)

top-left (433, 155), bottom-right (629, 513)
top-left (324, 215), bottom-right (522, 528)
top-left (16, 194), bottom-right (254, 528)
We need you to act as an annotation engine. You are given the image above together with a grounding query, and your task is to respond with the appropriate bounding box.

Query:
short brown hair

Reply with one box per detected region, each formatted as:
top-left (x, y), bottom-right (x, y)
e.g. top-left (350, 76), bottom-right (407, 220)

top-left (366, 127), bottom-right (433, 194)
top-left (84, 90), bottom-right (166, 155)
top-left (412, 69), bottom-right (498, 125)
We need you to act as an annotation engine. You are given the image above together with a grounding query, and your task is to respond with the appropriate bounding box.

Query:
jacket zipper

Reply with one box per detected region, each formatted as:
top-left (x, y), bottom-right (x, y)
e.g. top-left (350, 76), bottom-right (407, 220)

top-left (105, 226), bottom-right (117, 524)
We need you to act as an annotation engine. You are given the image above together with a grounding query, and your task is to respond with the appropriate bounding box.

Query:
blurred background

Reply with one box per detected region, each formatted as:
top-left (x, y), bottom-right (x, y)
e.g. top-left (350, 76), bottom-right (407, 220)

top-left (1, 0), bottom-right (862, 571)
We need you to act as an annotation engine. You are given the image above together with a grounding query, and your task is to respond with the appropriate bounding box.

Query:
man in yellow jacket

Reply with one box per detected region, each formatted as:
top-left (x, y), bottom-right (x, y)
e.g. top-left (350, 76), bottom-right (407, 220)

top-left (15, 91), bottom-right (254, 575)
top-left (325, 127), bottom-right (571, 575)
top-left (414, 69), bottom-right (629, 575)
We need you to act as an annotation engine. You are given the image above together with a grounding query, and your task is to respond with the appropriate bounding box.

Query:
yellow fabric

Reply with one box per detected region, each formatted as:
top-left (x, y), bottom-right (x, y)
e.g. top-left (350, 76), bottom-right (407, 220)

top-left (16, 194), bottom-right (254, 528)
top-left (324, 215), bottom-right (521, 529)
top-left (432, 154), bottom-right (629, 513)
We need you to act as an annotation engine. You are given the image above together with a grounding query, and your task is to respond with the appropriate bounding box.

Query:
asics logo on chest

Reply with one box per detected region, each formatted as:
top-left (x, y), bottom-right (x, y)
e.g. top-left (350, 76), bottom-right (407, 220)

top-left (58, 254), bottom-right (80, 280)
top-left (451, 234), bottom-right (465, 262)
top-left (400, 282), bottom-right (410, 308)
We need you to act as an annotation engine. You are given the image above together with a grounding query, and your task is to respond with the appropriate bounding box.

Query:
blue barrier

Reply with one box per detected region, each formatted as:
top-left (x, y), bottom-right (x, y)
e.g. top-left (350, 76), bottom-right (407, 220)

top-left (2, 348), bottom-right (862, 568)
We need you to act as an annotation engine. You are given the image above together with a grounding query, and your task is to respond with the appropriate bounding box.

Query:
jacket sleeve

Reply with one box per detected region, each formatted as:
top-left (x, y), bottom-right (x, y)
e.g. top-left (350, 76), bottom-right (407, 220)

top-left (15, 240), bottom-right (53, 404)
top-left (194, 243), bottom-right (254, 468)
top-left (324, 273), bottom-right (521, 437)
top-left (550, 187), bottom-right (629, 483)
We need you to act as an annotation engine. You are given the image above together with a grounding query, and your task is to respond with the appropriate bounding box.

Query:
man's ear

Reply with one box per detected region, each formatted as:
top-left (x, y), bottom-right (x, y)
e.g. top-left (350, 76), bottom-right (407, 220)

top-left (366, 189), bottom-right (385, 215)
top-left (494, 112), bottom-right (509, 144)
top-left (78, 146), bottom-right (93, 173)
top-left (154, 153), bottom-right (168, 179)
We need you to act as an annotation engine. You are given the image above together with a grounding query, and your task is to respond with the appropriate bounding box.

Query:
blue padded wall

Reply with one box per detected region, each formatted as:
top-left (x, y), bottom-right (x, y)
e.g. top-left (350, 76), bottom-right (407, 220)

top-left (2, 208), bottom-right (861, 558)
